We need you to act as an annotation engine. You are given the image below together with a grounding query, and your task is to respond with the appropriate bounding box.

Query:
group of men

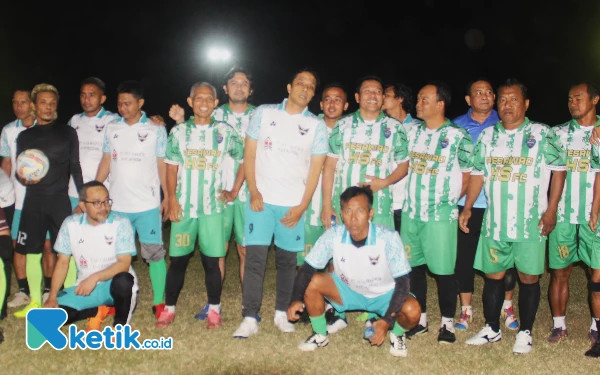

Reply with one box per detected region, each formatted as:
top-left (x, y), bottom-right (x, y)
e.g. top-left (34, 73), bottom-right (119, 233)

top-left (0, 69), bottom-right (598, 361)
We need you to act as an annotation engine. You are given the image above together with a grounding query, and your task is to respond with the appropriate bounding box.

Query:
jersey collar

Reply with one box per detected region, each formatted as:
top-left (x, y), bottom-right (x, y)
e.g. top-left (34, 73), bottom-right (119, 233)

top-left (279, 99), bottom-right (310, 117)
top-left (221, 103), bottom-right (255, 116)
top-left (419, 118), bottom-right (452, 132)
top-left (186, 116), bottom-right (217, 128)
top-left (354, 110), bottom-right (386, 124)
top-left (119, 111), bottom-right (148, 125)
top-left (79, 212), bottom-right (116, 226)
top-left (568, 115), bottom-right (600, 131)
top-left (341, 222), bottom-right (377, 247)
top-left (79, 107), bottom-right (107, 119)
top-left (495, 117), bottom-right (530, 133)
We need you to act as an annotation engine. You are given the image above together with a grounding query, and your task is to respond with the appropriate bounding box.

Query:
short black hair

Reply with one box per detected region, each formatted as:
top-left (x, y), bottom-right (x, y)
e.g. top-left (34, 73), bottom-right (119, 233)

top-left (356, 76), bottom-right (384, 94)
top-left (384, 83), bottom-right (414, 113)
top-left (321, 82), bottom-right (347, 101)
top-left (340, 186), bottom-right (373, 211)
top-left (13, 88), bottom-right (31, 96)
top-left (466, 78), bottom-right (494, 96)
top-left (570, 81), bottom-right (600, 100)
top-left (289, 68), bottom-right (320, 89)
top-left (78, 180), bottom-right (108, 202)
top-left (223, 67), bottom-right (254, 91)
top-left (497, 78), bottom-right (528, 100)
top-left (117, 80), bottom-right (144, 100)
top-left (81, 77), bottom-right (106, 94)
top-left (426, 80), bottom-right (452, 108)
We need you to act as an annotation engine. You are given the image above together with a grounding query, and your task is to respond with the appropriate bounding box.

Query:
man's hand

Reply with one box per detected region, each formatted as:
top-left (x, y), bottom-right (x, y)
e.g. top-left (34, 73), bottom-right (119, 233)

top-left (249, 189), bottom-right (264, 212)
top-left (591, 126), bottom-right (600, 146)
top-left (359, 175), bottom-right (387, 193)
top-left (43, 296), bottom-right (59, 308)
top-left (287, 301), bottom-right (304, 322)
top-left (458, 208), bottom-right (472, 233)
top-left (169, 105), bottom-right (185, 124)
top-left (160, 198), bottom-right (169, 221)
top-left (369, 319), bottom-right (390, 346)
top-left (167, 197), bottom-right (182, 222)
top-left (590, 212), bottom-right (599, 233)
top-left (321, 205), bottom-right (338, 230)
top-left (75, 276), bottom-right (97, 296)
top-left (539, 210), bottom-right (557, 237)
top-left (219, 189), bottom-right (238, 204)
top-left (22, 178), bottom-right (41, 185)
top-left (280, 205), bottom-right (306, 228)
top-left (150, 115), bottom-right (166, 126)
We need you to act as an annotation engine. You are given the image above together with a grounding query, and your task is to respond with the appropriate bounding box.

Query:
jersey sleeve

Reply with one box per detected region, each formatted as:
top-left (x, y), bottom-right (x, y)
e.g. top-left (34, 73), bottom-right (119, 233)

top-left (393, 124), bottom-right (409, 163)
top-left (328, 122), bottom-right (342, 159)
top-left (383, 229), bottom-right (411, 277)
top-left (155, 126), bottom-right (167, 158)
top-left (165, 126), bottom-right (183, 166)
top-left (310, 121), bottom-right (330, 155)
top-left (0, 126), bottom-right (11, 158)
top-left (245, 106), bottom-right (263, 140)
top-left (54, 219), bottom-right (72, 256)
top-left (304, 227), bottom-right (337, 269)
top-left (592, 145), bottom-right (600, 172)
top-left (543, 128), bottom-right (567, 171)
top-left (471, 137), bottom-right (486, 176)
top-left (115, 217), bottom-right (137, 256)
top-left (457, 131), bottom-right (474, 172)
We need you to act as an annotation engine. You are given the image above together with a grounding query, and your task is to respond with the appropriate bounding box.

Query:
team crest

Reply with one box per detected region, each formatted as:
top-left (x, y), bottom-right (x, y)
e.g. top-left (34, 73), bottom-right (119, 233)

top-left (217, 133), bottom-right (223, 144)
top-left (95, 123), bottom-right (105, 132)
top-left (79, 256), bottom-right (88, 269)
top-left (526, 135), bottom-right (536, 149)
top-left (440, 138), bottom-right (449, 149)
top-left (112, 150), bottom-right (118, 160)
top-left (264, 137), bottom-right (272, 150)
top-left (298, 125), bottom-right (309, 135)
top-left (384, 127), bottom-right (391, 139)
top-left (369, 255), bottom-right (380, 265)
top-left (138, 132), bottom-right (148, 142)
top-left (104, 235), bottom-right (114, 245)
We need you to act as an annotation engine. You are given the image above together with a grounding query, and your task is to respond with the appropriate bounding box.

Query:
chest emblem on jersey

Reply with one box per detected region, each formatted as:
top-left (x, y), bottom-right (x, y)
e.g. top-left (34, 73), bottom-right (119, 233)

top-left (270, 121), bottom-right (277, 127)
top-left (298, 125), bottom-right (309, 136)
top-left (217, 133), bottom-right (223, 144)
top-left (104, 235), bottom-right (114, 245)
top-left (95, 124), bottom-right (105, 132)
top-left (138, 132), bottom-right (148, 142)
top-left (340, 274), bottom-right (349, 284)
top-left (384, 127), bottom-right (391, 139)
top-left (440, 138), bottom-right (449, 149)
top-left (264, 137), bottom-right (273, 150)
top-left (113, 134), bottom-right (119, 139)
top-left (526, 135), bottom-right (536, 149)
top-left (79, 256), bottom-right (88, 269)
top-left (340, 256), bottom-right (346, 263)
top-left (369, 255), bottom-right (380, 265)
top-left (112, 150), bottom-right (118, 160)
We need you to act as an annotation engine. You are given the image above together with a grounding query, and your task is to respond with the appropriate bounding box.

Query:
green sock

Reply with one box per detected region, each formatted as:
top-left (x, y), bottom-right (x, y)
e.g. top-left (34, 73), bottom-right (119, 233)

top-left (367, 313), bottom-right (378, 321)
top-left (392, 322), bottom-right (406, 336)
top-left (26, 253), bottom-right (43, 305)
top-left (334, 310), bottom-right (346, 320)
top-left (0, 259), bottom-right (6, 313)
top-left (64, 256), bottom-right (77, 288)
top-left (149, 259), bottom-right (166, 305)
top-left (309, 313), bottom-right (328, 336)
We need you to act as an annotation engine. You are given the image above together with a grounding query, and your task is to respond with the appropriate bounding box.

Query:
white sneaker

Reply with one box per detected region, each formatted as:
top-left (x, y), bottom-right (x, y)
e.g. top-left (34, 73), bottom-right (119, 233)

top-left (513, 330), bottom-right (533, 354)
top-left (327, 316), bottom-right (348, 334)
top-left (298, 332), bottom-right (329, 351)
top-left (42, 292), bottom-right (49, 304)
top-left (7, 291), bottom-right (30, 308)
top-left (389, 333), bottom-right (408, 357)
top-left (465, 325), bottom-right (502, 346)
top-left (274, 311), bottom-right (295, 333)
top-left (232, 317), bottom-right (259, 339)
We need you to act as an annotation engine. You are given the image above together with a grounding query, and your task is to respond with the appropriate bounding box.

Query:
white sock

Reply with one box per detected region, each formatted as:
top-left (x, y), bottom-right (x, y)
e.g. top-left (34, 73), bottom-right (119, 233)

top-left (502, 300), bottom-right (512, 310)
top-left (461, 305), bottom-right (473, 316)
top-left (591, 318), bottom-right (600, 332)
top-left (441, 317), bottom-right (455, 332)
top-left (165, 305), bottom-right (175, 313)
top-left (419, 313), bottom-right (428, 327)
top-left (208, 304), bottom-right (221, 313)
top-left (553, 316), bottom-right (566, 330)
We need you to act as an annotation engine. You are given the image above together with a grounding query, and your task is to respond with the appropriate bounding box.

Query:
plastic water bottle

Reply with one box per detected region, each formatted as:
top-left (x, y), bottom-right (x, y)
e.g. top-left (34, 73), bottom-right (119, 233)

top-left (330, 214), bottom-right (337, 227)
top-left (364, 323), bottom-right (375, 340)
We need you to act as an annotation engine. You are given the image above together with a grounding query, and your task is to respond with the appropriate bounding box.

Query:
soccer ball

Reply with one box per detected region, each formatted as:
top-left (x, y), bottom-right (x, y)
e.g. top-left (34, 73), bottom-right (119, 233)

top-left (16, 149), bottom-right (49, 182)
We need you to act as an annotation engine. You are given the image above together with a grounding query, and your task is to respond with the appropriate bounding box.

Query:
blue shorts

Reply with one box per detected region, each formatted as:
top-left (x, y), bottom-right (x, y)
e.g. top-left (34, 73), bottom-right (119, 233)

top-left (11, 209), bottom-right (50, 241)
top-left (69, 197), bottom-right (79, 210)
top-left (112, 208), bottom-right (162, 245)
top-left (244, 202), bottom-right (305, 252)
top-left (327, 273), bottom-right (394, 317)
top-left (57, 280), bottom-right (114, 310)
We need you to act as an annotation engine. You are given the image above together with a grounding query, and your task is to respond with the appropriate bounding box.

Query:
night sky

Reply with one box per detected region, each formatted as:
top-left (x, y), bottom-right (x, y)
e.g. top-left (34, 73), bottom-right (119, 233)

top-left (3, 0), bottom-right (600, 127)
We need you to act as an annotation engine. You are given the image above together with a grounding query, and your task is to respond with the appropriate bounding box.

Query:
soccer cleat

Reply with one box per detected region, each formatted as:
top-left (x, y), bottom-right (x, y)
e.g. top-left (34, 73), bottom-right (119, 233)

top-left (513, 330), bottom-right (533, 354)
top-left (194, 304), bottom-right (210, 320)
top-left (327, 316), bottom-right (348, 334)
top-left (465, 325), bottom-right (502, 346)
top-left (406, 324), bottom-right (428, 339)
top-left (455, 310), bottom-right (473, 330)
top-left (14, 301), bottom-right (41, 318)
top-left (107, 306), bottom-right (116, 317)
top-left (233, 317), bottom-right (259, 338)
top-left (206, 309), bottom-right (222, 329)
top-left (389, 333), bottom-right (408, 357)
top-left (501, 306), bottom-right (519, 330)
top-left (152, 303), bottom-right (166, 319)
top-left (298, 332), bottom-right (329, 351)
top-left (274, 313), bottom-right (295, 333)
top-left (438, 325), bottom-right (456, 344)
top-left (585, 340), bottom-right (600, 358)
top-left (42, 292), bottom-right (49, 304)
top-left (547, 327), bottom-right (568, 343)
top-left (86, 305), bottom-right (111, 332)
top-left (155, 309), bottom-right (175, 328)
top-left (7, 291), bottom-right (30, 308)
top-left (589, 330), bottom-right (599, 344)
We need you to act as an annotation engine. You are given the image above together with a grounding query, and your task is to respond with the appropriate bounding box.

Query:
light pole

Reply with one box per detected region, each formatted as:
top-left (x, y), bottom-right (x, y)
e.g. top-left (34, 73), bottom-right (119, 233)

top-left (206, 47), bottom-right (232, 85)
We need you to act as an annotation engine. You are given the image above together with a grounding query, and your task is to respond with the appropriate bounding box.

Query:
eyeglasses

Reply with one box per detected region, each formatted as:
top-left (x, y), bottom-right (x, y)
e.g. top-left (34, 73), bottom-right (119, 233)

top-left (83, 199), bottom-right (113, 208)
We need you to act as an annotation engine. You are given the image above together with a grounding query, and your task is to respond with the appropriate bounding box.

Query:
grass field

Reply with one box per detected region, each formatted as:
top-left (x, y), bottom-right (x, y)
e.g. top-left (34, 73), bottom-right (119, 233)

top-left (1, 238), bottom-right (599, 375)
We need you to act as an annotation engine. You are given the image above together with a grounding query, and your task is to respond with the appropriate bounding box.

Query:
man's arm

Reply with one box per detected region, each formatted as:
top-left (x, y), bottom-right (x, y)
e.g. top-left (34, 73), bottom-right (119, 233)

top-left (539, 170), bottom-right (566, 237)
top-left (95, 154), bottom-right (111, 183)
top-left (1, 158), bottom-right (11, 177)
top-left (362, 161), bottom-right (408, 193)
top-left (157, 158), bottom-right (168, 217)
top-left (458, 175), bottom-right (484, 233)
top-left (244, 137), bottom-right (262, 211)
top-left (74, 254), bottom-right (132, 296)
top-left (590, 173), bottom-right (600, 231)
top-left (460, 172), bottom-right (471, 199)
top-left (166, 163), bottom-right (182, 222)
top-left (69, 129), bottom-right (84, 191)
top-left (44, 254), bottom-right (70, 307)
top-left (321, 156), bottom-right (338, 228)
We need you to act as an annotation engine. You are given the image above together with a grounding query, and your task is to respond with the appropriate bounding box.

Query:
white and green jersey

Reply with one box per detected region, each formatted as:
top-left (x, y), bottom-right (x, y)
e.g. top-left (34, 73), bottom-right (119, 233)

top-left (328, 110), bottom-right (409, 218)
top-left (472, 118), bottom-right (567, 242)
top-left (212, 103), bottom-right (255, 203)
top-left (403, 120), bottom-right (473, 222)
top-left (165, 117), bottom-right (244, 217)
top-left (307, 126), bottom-right (334, 227)
top-left (555, 117), bottom-right (598, 224)
top-left (390, 114), bottom-right (423, 210)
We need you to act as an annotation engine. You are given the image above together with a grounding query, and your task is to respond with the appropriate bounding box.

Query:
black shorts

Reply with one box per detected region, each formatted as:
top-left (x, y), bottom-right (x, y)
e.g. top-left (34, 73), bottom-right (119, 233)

top-left (15, 193), bottom-right (71, 255)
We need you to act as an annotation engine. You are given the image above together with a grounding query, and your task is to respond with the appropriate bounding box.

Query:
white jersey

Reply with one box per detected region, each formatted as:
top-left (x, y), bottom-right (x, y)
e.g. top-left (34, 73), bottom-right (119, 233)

top-left (68, 108), bottom-right (119, 198)
top-left (0, 168), bottom-right (15, 208)
top-left (305, 223), bottom-right (411, 298)
top-left (102, 113), bottom-right (167, 213)
top-left (246, 99), bottom-right (329, 207)
top-left (391, 114), bottom-right (422, 210)
top-left (0, 119), bottom-right (35, 209)
top-left (54, 212), bottom-right (137, 286)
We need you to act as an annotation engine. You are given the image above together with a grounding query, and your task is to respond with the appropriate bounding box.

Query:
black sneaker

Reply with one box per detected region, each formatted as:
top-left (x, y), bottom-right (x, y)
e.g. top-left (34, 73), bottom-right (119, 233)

top-left (585, 340), bottom-right (600, 358)
top-left (438, 325), bottom-right (456, 344)
top-left (406, 324), bottom-right (428, 339)
top-left (325, 307), bottom-right (336, 325)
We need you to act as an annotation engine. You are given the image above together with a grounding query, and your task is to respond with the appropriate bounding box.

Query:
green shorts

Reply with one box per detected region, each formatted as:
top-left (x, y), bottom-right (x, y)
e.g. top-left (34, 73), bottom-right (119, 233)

top-left (400, 213), bottom-right (457, 275)
top-left (224, 199), bottom-right (246, 247)
top-left (298, 224), bottom-right (325, 266)
top-left (169, 214), bottom-right (226, 258)
top-left (548, 222), bottom-right (592, 269)
top-left (474, 235), bottom-right (546, 275)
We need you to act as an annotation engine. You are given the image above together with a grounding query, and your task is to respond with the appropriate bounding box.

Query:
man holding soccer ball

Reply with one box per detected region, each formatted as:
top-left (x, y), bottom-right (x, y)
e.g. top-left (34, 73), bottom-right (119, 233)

top-left (13, 83), bottom-right (83, 317)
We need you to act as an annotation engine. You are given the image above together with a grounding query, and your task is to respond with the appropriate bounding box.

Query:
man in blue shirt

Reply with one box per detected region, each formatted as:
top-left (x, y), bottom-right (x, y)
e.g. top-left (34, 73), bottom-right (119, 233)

top-left (453, 79), bottom-right (518, 331)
